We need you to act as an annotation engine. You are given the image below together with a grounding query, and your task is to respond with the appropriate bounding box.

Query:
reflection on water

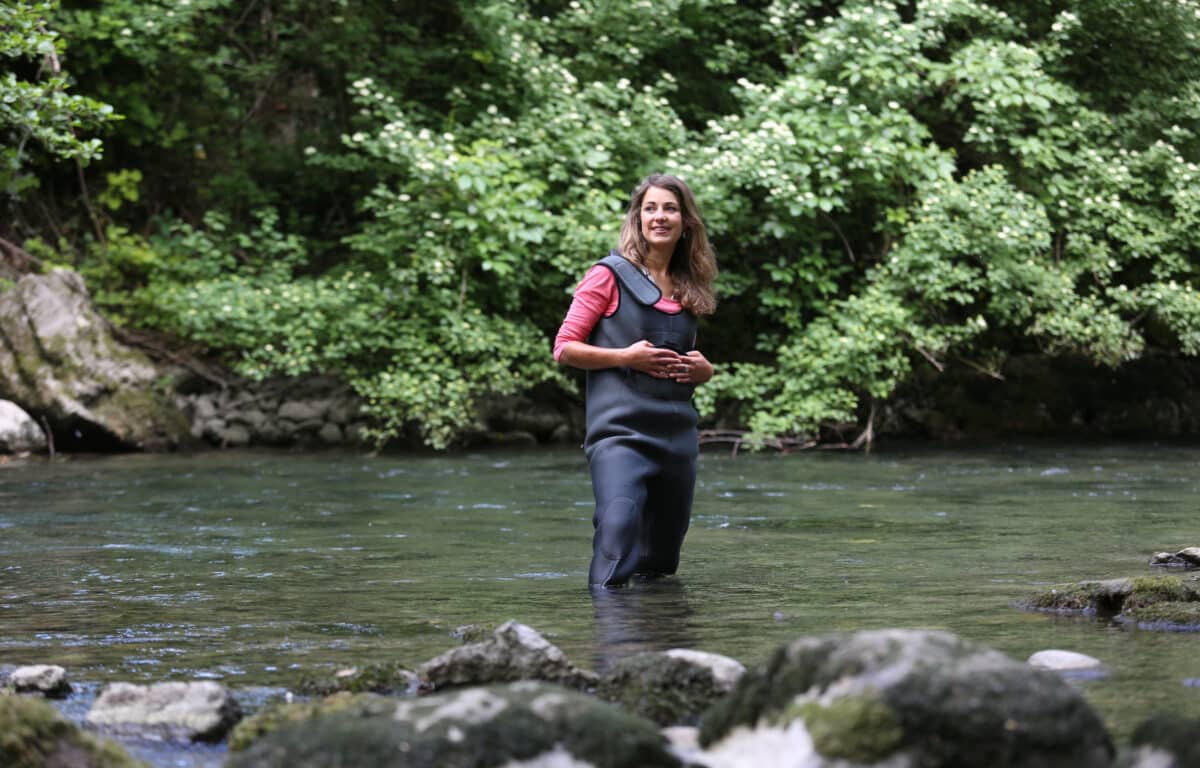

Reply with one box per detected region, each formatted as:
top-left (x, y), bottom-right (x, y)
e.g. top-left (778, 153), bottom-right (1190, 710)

top-left (1, 442), bottom-right (1200, 742)
top-left (590, 578), bottom-right (696, 672)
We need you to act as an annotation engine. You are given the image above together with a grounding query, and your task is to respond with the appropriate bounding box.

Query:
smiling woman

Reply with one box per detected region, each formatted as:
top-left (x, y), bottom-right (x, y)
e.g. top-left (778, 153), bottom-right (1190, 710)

top-left (554, 173), bottom-right (717, 588)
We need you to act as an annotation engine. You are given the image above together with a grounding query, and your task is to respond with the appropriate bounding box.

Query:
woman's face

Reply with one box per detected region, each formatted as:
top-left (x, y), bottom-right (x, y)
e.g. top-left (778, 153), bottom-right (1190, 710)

top-left (639, 186), bottom-right (684, 253)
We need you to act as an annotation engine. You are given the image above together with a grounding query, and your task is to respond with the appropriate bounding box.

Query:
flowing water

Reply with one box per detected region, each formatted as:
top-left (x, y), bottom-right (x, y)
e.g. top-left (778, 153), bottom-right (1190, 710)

top-left (2, 442), bottom-right (1199, 764)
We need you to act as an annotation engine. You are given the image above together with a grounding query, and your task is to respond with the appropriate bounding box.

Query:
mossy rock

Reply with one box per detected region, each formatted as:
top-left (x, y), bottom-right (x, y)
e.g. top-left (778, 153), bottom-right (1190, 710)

top-left (1024, 578), bottom-right (1135, 613)
top-left (700, 629), bottom-right (1112, 768)
top-left (296, 661), bottom-right (417, 696)
top-left (1025, 576), bottom-right (1199, 615)
top-left (1119, 601), bottom-right (1200, 630)
top-left (1024, 576), bottom-right (1200, 632)
top-left (0, 694), bottom-right (146, 767)
top-left (1123, 713), bottom-right (1200, 766)
top-left (227, 681), bottom-right (680, 768)
top-left (1123, 576), bottom-right (1199, 609)
top-left (596, 650), bottom-right (742, 726)
top-left (227, 692), bottom-right (392, 752)
top-left (787, 694), bottom-right (904, 763)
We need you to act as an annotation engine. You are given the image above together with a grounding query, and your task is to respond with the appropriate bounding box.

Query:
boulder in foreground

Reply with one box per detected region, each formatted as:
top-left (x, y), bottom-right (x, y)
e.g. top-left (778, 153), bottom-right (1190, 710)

top-left (598, 648), bottom-right (744, 726)
top-left (228, 680), bottom-right (680, 768)
top-left (1, 694), bottom-right (144, 767)
top-left (699, 628), bottom-right (1113, 768)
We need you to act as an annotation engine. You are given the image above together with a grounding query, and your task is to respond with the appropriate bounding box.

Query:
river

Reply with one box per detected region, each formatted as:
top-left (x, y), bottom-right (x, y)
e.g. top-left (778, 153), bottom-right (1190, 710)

top-left (2, 441), bottom-right (1198, 764)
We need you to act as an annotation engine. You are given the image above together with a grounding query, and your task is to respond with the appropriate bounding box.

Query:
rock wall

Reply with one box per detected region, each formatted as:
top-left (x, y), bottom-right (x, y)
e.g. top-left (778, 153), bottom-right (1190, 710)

top-left (880, 352), bottom-right (1200, 441)
top-left (178, 376), bottom-right (371, 449)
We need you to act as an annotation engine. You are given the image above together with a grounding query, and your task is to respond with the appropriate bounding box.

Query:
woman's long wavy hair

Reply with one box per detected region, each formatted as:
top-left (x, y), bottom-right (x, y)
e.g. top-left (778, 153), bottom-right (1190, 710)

top-left (617, 173), bottom-right (717, 316)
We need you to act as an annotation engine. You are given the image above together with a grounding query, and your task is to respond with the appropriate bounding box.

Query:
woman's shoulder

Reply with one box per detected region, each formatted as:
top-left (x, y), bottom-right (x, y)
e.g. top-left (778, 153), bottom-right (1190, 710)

top-left (578, 263), bottom-right (618, 290)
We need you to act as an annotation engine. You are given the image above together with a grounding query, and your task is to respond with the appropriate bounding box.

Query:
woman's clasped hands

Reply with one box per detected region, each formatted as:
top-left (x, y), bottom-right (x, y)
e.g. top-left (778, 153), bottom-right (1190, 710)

top-left (622, 340), bottom-right (713, 384)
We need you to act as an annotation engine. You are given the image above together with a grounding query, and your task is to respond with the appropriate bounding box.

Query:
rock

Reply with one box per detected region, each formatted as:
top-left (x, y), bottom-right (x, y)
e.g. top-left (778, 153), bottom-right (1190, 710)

top-left (417, 620), bottom-right (597, 691)
top-left (317, 422), bottom-right (343, 444)
top-left (0, 400), bottom-right (47, 453)
top-left (227, 409), bottom-right (268, 430)
top-left (1024, 575), bottom-right (1200, 630)
top-left (1175, 547), bottom-right (1200, 566)
top-left (191, 395), bottom-right (218, 421)
top-left (227, 681), bottom-right (680, 768)
top-left (476, 394), bottom-right (569, 441)
top-left (201, 417), bottom-right (227, 441)
top-left (86, 680), bottom-right (241, 742)
top-left (1120, 601), bottom-right (1200, 630)
top-left (661, 724), bottom-right (700, 752)
top-left (698, 629), bottom-right (1113, 767)
top-left (1028, 650), bottom-right (1107, 680)
top-left (1121, 714), bottom-right (1200, 768)
top-left (297, 661), bottom-right (417, 697)
top-left (1028, 650), bottom-right (1103, 672)
top-left (597, 649), bottom-right (744, 726)
top-left (1024, 576), bottom-right (1200, 613)
top-left (326, 400), bottom-right (359, 425)
top-left (253, 421), bottom-right (285, 445)
top-left (6, 664), bottom-right (71, 698)
top-left (277, 400), bottom-right (325, 422)
top-left (1149, 548), bottom-right (1200, 568)
top-left (228, 692), bottom-right (389, 753)
top-left (0, 694), bottom-right (143, 767)
top-left (0, 270), bottom-right (190, 450)
top-left (222, 423), bottom-right (253, 446)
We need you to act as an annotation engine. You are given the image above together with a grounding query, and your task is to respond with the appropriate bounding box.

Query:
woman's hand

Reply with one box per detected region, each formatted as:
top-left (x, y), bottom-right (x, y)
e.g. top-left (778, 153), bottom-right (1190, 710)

top-left (623, 340), bottom-right (685, 379)
top-left (670, 350), bottom-right (713, 385)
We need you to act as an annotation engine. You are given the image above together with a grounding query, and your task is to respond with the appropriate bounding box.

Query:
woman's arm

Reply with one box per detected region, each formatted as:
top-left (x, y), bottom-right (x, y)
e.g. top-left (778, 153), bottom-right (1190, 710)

top-left (554, 267), bottom-right (684, 378)
top-left (560, 339), bottom-right (684, 378)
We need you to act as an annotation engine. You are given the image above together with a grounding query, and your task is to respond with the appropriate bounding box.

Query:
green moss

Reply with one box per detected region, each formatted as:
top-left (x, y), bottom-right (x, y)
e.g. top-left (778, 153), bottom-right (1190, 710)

top-left (1125, 576), bottom-right (1193, 609)
top-left (1026, 583), bottom-right (1098, 611)
top-left (597, 652), bottom-right (728, 726)
top-left (1121, 601), bottom-right (1200, 628)
top-left (228, 692), bottom-right (391, 752)
top-left (787, 696), bottom-right (905, 763)
top-left (0, 694), bottom-right (146, 767)
top-left (1026, 578), bottom-right (1146, 614)
top-left (296, 661), bottom-right (416, 697)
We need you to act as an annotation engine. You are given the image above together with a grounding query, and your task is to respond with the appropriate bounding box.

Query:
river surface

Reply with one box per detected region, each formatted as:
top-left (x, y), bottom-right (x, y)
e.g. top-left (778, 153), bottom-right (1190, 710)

top-left (2, 442), bottom-right (1199, 763)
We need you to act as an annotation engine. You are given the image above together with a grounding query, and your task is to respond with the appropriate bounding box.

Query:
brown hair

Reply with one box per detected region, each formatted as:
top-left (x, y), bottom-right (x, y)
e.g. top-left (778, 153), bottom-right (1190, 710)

top-left (617, 173), bottom-right (717, 316)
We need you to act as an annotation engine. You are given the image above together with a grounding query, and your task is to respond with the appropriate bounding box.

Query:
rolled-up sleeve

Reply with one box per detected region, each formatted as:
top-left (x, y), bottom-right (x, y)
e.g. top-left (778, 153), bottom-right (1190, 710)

top-left (553, 266), bottom-right (618, 361)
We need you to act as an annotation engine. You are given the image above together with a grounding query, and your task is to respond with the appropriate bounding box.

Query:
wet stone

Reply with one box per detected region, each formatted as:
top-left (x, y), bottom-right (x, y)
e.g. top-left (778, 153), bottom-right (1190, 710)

top-left (597, 649), bottom-right (744, 726)
top-left (699, 628), bottom-right (1113, 767)
top-left (417, 620), bottom-right (597, 692)
top-left (227, 681), bottom-right (680, 768)
top-left (86, 680), bottom-right (242, 742)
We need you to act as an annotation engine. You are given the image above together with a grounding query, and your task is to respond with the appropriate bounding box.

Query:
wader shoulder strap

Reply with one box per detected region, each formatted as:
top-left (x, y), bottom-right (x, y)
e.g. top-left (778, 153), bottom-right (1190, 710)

top-left (598, 250), bottom-right (661, 306)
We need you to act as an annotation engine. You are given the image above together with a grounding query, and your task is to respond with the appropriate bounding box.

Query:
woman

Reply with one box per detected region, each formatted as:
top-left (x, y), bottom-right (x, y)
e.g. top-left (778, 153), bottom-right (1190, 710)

top-left (554, 173), bottom-right (717, 588)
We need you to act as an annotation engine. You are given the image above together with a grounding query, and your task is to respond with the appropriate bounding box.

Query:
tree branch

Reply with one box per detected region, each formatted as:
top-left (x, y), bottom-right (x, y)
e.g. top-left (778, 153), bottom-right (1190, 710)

top-left (819, 211), bottom-right (856, 264)
top-left (0, 236), bottom-right (43, 272)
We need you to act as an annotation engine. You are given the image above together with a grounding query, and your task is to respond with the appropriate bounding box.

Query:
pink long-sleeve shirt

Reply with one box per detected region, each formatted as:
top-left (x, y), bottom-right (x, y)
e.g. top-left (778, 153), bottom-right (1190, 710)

top-left (553, 264), bottom-right (682, 361)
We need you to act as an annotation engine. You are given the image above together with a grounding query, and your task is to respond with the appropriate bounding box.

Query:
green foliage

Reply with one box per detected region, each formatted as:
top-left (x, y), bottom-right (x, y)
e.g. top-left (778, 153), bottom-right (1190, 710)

top-left (10, 0), bottom-right (1200, 448)
top-left (0, 0), bottom-right (118, 199)
top-left (689, 0), bottom-right (1200, 441)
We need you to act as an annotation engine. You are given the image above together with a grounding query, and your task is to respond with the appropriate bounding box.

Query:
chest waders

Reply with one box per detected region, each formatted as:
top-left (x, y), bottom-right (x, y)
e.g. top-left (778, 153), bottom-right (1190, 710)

top-left (585, 251), bottom-right (699, 587)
